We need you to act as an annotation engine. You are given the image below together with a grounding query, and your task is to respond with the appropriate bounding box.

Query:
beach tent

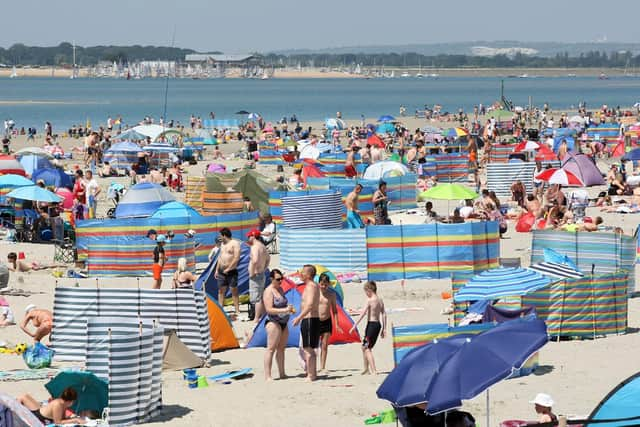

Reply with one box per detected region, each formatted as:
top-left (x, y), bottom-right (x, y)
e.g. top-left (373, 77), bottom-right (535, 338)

top-left (246, 279), bottom-right (360, 348)
top-left (103, 141), bottom-right (143, 169)
top-left (18, 154), bottom-right (53, 175)
top-left (561, 152), bottom-right (605, 186)
top-left (234, 170), bottom-right (279, 214)
top-left (586, 372), bottom-right (640, 427)
top-left (117, 124), bottom-right (183, 145)
top-left (196, 242), bottom-right (253, 302)
top-left (115, 182), bottom-right (176, 218)
top-left (0, 392), bottom-right (44, 427)
top-left (150, 201), bottom-right (201, 219)
top-left (31, 167), bottom-right (73, 189)
top-left (162, 329), bottom-right (204, 370)
top-left (16, 146), bottom-right (54, 158)
top-left (363, 161), bottom-right (409, 180)
top-left (0, 156), bottom-right (26, 176)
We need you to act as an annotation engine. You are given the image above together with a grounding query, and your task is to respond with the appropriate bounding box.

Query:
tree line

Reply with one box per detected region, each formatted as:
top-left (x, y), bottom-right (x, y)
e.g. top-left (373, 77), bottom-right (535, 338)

top-left (2, 42), bottom-right (640, 68)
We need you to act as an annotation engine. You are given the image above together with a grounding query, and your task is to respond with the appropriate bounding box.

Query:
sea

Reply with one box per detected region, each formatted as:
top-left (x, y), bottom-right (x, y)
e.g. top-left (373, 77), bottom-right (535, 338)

top-left (0, 76), bottom-right (639, 131)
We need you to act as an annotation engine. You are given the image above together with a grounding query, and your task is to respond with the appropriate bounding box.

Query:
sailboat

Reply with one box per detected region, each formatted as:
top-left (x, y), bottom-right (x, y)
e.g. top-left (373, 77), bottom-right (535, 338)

top-left (9, 66), bottom-right (17, 78)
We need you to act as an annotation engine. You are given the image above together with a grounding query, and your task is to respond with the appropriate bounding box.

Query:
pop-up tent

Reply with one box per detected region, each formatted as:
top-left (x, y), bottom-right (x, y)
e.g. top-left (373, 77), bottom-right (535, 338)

top-left (561, 152), bottom-right (605, 186)
top-left (246, 278), bottom-right (360, 348)
top-left (586, 371), bottom-right (640, 427)
top-left (115, 182), bottom-right (176, 218)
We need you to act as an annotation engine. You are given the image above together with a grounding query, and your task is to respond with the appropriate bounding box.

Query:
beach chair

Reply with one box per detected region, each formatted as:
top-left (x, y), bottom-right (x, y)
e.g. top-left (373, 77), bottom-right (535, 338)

top-left (51, 217), bottom-right (75, 263)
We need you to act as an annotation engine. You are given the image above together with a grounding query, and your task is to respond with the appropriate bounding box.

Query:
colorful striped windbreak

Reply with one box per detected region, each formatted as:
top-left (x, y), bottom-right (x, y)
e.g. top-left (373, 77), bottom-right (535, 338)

top-left (421, 153), bottom-right (470, 183)
top-left (488, 143), bottom-right (516, 163)
top-left (522, 272), bottom-right (628, 338)
top-left (530, 230), bottom-right (636, 294)
top-left (185, 175), bottom-right (205, 212)
top-left (75, 212), bottom-right (260, 274)
top-left (202, 191), bottom-right (244, 215)
top-left (366, 221), bottom-right (500, 281)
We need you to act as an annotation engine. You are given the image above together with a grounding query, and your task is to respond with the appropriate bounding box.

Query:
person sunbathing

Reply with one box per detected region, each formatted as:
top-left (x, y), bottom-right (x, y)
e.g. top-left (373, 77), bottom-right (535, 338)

top-left (7, 252), bottom-right (64, 272)
top-left (19, 387), bottom-right (86, 425)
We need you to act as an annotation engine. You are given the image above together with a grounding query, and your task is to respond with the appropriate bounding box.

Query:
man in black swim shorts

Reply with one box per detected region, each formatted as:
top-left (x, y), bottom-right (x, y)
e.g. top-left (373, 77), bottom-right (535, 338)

top-left (293, 264), bottom-right (321, 381)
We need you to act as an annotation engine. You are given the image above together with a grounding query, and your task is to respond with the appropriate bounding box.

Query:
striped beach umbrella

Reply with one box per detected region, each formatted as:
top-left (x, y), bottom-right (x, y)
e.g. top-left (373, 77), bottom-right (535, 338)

top-left (535, 168), bottom-right (584, 186)
top-left (527, 261), bottom-right (583, 279)
top-left (513, 140), bottom-right (540, 152)
top-left (454, 267), bottom-right (551, 302)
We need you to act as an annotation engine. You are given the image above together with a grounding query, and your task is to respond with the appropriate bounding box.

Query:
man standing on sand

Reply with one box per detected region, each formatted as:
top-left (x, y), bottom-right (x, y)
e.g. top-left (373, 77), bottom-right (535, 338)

top-left (84, 170), bottom-right (100, 219)
top-left (20, 304), bottom-right (53, 343)
top-left (293, 265), bottom-right (321, 381)
top-left (215, 228), bottom-right (241, 316)
top-left (318, 273), bottom-right (342, 372)
top-left (247, 229), bottom-right (270, 322)
top-left (345, 145), bottom-right (359, 178)
top-left (345, 184), bottom-right (365, 228)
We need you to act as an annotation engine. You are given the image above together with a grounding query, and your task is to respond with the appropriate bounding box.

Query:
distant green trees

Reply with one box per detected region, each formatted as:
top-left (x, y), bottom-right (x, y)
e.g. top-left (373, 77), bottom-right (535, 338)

top-left (1, 42), bottom-right (638, 68)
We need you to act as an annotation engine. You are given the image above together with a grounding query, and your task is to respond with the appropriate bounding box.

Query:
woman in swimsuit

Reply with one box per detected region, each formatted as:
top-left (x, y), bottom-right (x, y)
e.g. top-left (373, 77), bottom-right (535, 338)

top-left (172, 257), bottom-right (196, 289)
top-left (262, 268), bottom-right (294, 381)
top-left (19, 387), bottom-right (86, 425)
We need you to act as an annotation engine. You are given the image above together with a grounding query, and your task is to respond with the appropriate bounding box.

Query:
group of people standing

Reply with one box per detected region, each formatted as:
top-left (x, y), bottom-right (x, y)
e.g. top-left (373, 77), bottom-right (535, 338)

top-left (345, 181), bottom-right (390, 228)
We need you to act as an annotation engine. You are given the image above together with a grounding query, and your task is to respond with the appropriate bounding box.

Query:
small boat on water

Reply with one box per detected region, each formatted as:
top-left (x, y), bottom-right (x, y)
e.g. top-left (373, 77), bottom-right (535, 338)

top-left (599, 73), bottom-right (609, 80)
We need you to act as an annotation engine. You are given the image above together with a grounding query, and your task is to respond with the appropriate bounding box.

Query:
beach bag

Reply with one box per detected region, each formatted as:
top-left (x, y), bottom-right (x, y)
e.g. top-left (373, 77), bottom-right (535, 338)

top-left (23, 342), bottom-right (54, 369)
top-left (515, 212), bottom-right (535, 233)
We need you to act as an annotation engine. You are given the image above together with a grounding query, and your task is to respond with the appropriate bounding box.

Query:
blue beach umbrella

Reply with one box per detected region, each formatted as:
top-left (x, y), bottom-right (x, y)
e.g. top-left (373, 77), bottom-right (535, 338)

top-left (0, 174), bottom-right (34, 188)
top-left (376, 122), bottom-right (396, 134)
top-left (377, 318), bottom-right (548, 424)
top-left (453, 267), bottom-right (550, 303)
top-left (6, 185), bottom-right (62, 202)
top-left (325, 118), bottom-right (346, 130)
top-left (377, 334), bottom-right (472, 406)
top-left (31, 167), bottom-right (73, 189)
top-left (377, 115), bottom-right (395, 122)
top-left (45, 371), bottom-right (108, 414)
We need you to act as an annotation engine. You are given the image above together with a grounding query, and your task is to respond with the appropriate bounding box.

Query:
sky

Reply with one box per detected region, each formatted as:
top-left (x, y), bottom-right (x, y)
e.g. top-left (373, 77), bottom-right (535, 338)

top-left (2, 0), bottom-right (640, 53)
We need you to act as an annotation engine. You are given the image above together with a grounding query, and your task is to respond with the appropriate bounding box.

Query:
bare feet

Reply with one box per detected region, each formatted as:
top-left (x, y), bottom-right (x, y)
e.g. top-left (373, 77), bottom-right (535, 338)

top-left (278, 374), bottom-right (288, 380)
top-left (361, 369), bottom-right (370, 375)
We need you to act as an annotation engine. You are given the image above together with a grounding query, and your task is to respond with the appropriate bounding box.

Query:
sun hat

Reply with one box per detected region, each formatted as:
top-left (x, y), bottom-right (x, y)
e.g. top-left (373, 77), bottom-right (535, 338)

top-left (530, 393), bottom-right (554, 408)
top-left (24, 304), bottom-right (36, 314)
top-left (156, 234), bottom-right (167, 243)
top-left (246, 229), bottom-right (261, 239)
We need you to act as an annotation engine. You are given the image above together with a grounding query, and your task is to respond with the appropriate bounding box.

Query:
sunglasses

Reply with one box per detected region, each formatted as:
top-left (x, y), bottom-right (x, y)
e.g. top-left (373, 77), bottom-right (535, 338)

top-left (273, 277), bottom-right (282, 281)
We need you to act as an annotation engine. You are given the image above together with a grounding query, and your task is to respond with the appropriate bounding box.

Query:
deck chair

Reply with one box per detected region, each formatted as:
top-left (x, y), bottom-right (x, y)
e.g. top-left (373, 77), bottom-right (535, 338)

top-left (51, 217), bottom-right (75, 263)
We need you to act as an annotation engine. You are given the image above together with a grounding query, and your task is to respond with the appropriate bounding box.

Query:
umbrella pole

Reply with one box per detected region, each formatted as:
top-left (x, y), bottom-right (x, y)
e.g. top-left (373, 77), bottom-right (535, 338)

top-left (486, 389), bottom-right (490, 427)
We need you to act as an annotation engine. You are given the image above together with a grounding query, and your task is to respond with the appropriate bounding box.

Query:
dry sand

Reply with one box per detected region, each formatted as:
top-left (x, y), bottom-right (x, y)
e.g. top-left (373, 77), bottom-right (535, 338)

top-left (0, 115), bottom-right (638, 426)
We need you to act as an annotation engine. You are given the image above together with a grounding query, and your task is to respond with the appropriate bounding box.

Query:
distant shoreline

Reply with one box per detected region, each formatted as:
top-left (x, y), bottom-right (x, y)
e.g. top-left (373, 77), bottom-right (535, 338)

top-left (0, 67), bottom-right (634, 79)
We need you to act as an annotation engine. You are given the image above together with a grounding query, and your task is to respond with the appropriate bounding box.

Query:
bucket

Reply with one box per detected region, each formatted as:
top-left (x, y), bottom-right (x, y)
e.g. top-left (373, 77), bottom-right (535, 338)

top-left (18, 252), bottom-right (25, 260)
top-left (187, 374), bottom-right (198, 389)
top-left (183, 369), bottom-right (196, 380)
top-left (197, 376), bottom-right (209, 388)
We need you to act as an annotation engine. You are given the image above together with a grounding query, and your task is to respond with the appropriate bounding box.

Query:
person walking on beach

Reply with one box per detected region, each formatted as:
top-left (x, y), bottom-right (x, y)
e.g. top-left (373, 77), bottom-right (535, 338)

top-left (247, 228), bottom-right (270, 322)
top-left (152, 235), bottom-right (167, 289)
top-left (84, 170), bottom-right (100, 219)
top-left (293, 265), bottom-right (321, 381)
top-left (318, 272), bottom-right (341, 372)
top-left (263, 269), bottom-right (295, 381)
top-left (216, 227), bottom-right (241, 316)
top-left (373, 181), bottom-right (390, 225)
top-left (350, 281), bottom-right (386, 375)
top-left (20, 304), bottom-right (53, 343)
top-left (345, 184), bottom-right (365, 228)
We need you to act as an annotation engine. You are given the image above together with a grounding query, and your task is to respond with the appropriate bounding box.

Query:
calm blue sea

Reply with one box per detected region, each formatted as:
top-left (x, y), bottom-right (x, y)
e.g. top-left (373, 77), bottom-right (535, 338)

top-left (0, 76), bottom-right (638, 131)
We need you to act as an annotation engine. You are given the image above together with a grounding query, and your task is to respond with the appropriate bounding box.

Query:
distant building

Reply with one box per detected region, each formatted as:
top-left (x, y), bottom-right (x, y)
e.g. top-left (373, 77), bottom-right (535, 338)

top-left (184, 54), bottom-right (258, 67)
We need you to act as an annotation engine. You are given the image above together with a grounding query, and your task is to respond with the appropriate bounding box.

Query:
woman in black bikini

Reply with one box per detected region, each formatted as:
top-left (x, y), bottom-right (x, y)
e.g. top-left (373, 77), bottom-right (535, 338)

top-left (262, 268), bottom-right (294, 381)
top-left (172, 257), bottom-right (196, 289)
top-left (19, 387), bottom-right (86, 425)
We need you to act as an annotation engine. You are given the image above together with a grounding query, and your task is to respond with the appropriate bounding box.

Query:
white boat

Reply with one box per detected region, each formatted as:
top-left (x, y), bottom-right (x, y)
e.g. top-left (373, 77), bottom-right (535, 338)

top-left (9, 66), bottom-right (17, 78)
top-left (261, 72), bottom-right (269, 80)
top-left (400, 72), bottom-right (411, 78)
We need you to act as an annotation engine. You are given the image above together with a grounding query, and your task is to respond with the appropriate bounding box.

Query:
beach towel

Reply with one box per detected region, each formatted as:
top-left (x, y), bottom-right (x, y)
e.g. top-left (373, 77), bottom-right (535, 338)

top-left (346, 210), bottom-right (364, 229)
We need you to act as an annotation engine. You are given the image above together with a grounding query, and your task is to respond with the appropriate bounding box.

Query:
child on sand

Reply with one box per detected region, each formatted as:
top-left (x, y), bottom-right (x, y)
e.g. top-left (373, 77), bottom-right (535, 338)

top-left (350, 280), bottom-right (386, 375)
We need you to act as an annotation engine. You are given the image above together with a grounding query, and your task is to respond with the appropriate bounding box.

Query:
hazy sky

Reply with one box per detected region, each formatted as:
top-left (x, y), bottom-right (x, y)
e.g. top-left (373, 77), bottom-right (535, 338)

top-left (3, 0), bottom-right (640, 53)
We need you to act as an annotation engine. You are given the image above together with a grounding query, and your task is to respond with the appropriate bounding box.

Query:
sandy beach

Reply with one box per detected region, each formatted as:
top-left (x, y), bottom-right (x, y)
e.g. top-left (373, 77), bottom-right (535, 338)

top-left (0, 66), bottom-right (631, 79)
top-left (0, 114), bottom-right (639, 426)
